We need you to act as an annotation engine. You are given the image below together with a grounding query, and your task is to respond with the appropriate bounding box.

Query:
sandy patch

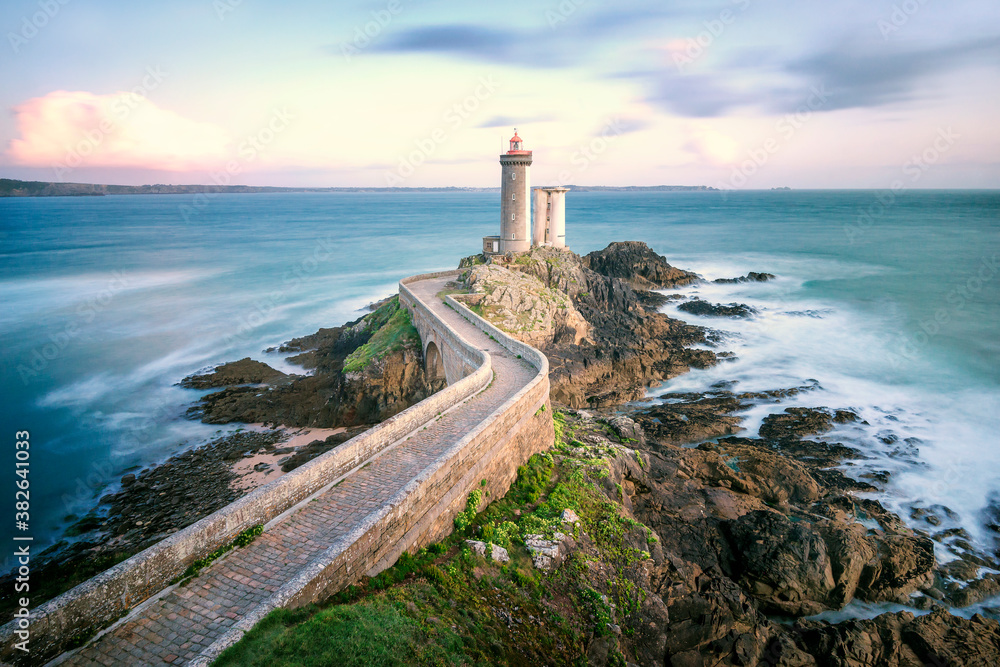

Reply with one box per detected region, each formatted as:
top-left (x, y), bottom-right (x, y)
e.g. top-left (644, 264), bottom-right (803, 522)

top-left (230, 425), bottom-right (347, 492)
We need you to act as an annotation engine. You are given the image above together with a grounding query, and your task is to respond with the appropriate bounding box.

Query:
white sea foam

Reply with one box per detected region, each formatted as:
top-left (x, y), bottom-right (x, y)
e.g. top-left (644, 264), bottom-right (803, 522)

top-left (658, 262), bottom-right (1000, 561)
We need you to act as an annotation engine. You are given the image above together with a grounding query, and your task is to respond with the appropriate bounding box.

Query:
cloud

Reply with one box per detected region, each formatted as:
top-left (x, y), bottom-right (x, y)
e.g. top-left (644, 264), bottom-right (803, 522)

top-left (371, 25), bottom-right (572, 67)
top-left (363, 6), bottom-right (689, 67)
top-left (613, 117), bottom-right (653, 135)
top-left (6, 90), bottom-right (230, 171)
top-left (476, 114), bottom-right (556, 129)
top-left (644, 34), bottom-right (1000, 118)
top-left (646, 72), bottom-right (759, 117)
top-left (782, 35), bottom-right (1000, 112)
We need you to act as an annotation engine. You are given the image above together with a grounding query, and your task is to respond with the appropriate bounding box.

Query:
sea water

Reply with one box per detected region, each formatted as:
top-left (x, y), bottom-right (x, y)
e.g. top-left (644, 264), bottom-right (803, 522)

top-left (1, 190), bottom-right (998, 567)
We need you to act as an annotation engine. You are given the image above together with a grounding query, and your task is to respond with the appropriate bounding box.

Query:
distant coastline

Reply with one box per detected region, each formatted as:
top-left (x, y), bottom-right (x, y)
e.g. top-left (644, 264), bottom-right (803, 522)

top-left (0, 178), bottom-right (716, 198)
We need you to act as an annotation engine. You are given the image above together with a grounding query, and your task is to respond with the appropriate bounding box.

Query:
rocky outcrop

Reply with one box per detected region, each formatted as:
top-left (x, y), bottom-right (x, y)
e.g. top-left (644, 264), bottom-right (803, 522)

top-left (759, 406), bottom-right (861, 441)
top-left (457, 263), bottom-right (589, 348)
top-left (189, 296), bottom-right (442, 428)
top-left (725, 510), bottom-right (837, 615)
top-left (471, 244), bottom-right (717, 408)
top-left (791, 609), bottom-right (1000, 667)
top-left (714, 271), bottom-right (775, 284)
top-left (635, 392), bottom-right (750, 445)
top-left (181, 358), bottom-right (288, 388)
top-left (583, 241), bottom-right (700, 289)
top-left (548, 412), bottom-right (995, 667)
top-left (677, 298), bottom-right (757, 318)
top-left (632, 384), bottom-right (823, 447)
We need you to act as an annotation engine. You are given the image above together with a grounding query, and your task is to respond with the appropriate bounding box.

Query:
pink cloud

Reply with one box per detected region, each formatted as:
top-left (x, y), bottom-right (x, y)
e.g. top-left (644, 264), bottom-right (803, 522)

top-left (7, 90), bottom-right (231, 173)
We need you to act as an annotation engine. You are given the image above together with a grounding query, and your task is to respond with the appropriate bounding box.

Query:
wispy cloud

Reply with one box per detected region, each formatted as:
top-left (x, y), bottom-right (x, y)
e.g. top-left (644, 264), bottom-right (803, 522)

top-left (476, 114), bottom-right (556, 129)
top-left (363, 5), bottom-right (688, 67)
top-left (783, 34), bottom-right (1000, 112)
top-left (369, 24), bottom-right (573, 67)
top-left (642, 33), bottom-right (1000, 117)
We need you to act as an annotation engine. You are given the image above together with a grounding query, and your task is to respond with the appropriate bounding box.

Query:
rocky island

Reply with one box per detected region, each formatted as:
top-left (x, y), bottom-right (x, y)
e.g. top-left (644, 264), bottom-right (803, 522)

top-left (8, 242), bottom-right (999, 666)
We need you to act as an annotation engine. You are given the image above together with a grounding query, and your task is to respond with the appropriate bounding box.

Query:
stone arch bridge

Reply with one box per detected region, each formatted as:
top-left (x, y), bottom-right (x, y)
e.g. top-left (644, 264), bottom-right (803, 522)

top-left (1, 270), bottom-right (553, 666)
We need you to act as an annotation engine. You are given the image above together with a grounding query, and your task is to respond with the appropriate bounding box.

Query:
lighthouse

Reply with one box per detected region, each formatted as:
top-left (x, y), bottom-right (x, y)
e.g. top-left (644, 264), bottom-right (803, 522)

top-left (482, 129), bottom-right (570, 256)
top-left (498, 129), bottom-right (532, 253)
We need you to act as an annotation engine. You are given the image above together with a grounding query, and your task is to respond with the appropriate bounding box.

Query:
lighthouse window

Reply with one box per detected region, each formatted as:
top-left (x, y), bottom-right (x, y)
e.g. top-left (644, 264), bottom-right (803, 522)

top-left (511, 213), bottom-right (515, 220)
top-left (512, 193), bottom-right (516, 200)
top-left (511, 173), bottom-right (516, 180)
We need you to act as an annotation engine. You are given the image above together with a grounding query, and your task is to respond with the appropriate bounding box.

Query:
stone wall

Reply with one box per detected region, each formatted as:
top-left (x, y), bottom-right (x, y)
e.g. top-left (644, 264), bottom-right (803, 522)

top-left (190, 277), bottom-right (553, 665)
top-left (3, 269), bottom-right (554, 666)
top-left (399, 272), bottom-right (481, 385)
top-left (0, 276), bottom-right (492, 664)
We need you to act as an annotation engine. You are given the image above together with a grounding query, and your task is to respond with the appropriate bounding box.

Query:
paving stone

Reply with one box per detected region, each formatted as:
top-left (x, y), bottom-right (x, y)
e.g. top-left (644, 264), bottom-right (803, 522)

top-left (62, 275), bottom-right (540, 666)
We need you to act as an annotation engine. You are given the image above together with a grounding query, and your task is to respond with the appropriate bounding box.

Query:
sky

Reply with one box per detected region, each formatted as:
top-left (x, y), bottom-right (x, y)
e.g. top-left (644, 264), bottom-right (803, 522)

top-left (1, 0), bottom-right (998, 189)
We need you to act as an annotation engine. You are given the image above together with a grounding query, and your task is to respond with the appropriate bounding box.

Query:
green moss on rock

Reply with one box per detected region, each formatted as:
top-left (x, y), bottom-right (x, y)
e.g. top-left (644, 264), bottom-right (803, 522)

top-left (342, 297), bottom-right (420, 374)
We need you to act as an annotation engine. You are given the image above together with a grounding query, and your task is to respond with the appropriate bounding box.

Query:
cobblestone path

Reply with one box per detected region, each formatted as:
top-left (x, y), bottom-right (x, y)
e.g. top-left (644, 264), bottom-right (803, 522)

top-left (58, 274), bottom-right (536, 666)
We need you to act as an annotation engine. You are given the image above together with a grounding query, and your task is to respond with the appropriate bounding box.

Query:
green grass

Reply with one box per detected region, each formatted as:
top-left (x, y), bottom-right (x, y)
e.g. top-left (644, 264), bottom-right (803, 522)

top-left (212, 410), bottom-right (656, 666)
top-left (343, 297), bottom-right (420, 373)
top-left (213, 600), bottom-right (461, 667)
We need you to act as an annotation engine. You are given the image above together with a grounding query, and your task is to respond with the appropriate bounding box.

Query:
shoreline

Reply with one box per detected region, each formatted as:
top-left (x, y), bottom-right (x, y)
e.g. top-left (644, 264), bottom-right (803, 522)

top-left (5, 240), bottom-right (998, 663)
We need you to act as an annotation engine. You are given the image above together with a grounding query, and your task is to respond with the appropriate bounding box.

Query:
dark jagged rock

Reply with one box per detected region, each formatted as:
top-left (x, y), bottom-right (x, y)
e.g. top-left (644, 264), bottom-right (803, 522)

top-left (632, 383), bottom-right (824, 448)
top-left (714, 271), bottom-right (776, 284)
top-left (550, 413), bottom-right (994, 666)
top-left (636, 392), bottom-right (749, 446)
top-left (583, 241), bottom-right (700, 290)
top-left (678, 298), bottom-right (757, 318)
top-left (724, 509), bottom-right (837, 615)
top-left (180, 357), bottom-right (289, 389)
top-left (791, 609), bottom-right (1000, 667)
top-left (759, 407), bottom-right (861, 442)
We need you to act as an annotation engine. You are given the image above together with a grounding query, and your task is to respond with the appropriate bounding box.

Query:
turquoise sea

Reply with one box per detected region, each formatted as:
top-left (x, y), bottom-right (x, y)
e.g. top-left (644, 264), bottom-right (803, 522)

top-left (1, 190), bottom-right (998, 567)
